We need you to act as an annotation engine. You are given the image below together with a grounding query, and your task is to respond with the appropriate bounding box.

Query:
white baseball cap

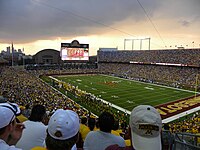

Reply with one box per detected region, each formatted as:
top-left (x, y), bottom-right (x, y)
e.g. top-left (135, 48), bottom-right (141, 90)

top-left (48, 109), bottom-right (80, 140)
top-left (129, 105), bottom-right (162, 150)
top-left (0, 102), bottom-right (21, 128)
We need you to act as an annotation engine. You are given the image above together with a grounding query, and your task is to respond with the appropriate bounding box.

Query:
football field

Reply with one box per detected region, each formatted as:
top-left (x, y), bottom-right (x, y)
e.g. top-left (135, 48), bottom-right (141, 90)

top-left (55, 74), bottom-right (195, 112)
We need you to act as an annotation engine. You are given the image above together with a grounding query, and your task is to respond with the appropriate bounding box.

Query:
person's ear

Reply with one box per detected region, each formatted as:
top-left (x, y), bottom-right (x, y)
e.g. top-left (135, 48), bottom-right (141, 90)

top-left (42, 113), bottom-right (49, 125)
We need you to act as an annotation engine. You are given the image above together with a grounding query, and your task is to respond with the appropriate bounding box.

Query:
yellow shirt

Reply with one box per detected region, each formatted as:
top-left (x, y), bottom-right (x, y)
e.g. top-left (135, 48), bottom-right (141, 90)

top-left (125, 139), bottom-right (131, 146)
top-left (31, 146), bottom-right (46, 150)
top-left (111, 130), bottom-right (120, 136)
top-left (17, 114), bottom-right (28, 123)
top-left (79, 124), bottom-right (90, 141)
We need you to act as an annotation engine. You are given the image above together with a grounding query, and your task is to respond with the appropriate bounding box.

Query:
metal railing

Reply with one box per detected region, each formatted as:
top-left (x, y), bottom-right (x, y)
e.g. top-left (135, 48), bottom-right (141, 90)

top-left (173, 132), bottom-right (200, 150)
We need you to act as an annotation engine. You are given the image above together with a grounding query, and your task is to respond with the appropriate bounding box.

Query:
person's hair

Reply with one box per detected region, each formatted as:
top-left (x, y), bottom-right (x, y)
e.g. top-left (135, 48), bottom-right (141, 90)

top-left (81, 117), bottom-right (87, 124)
top-left (29, 105), bottom-right (46, 122)
top-left (163, 124), bottom-right (170, 130)
top-left (99, 111), bottom-right (114, 132)
top-left (88, 117), bottom-right (96, 131)
top-left (113, 120), bottom-right (119, 130)
top-left (45, 132), bottom-right (79, 150)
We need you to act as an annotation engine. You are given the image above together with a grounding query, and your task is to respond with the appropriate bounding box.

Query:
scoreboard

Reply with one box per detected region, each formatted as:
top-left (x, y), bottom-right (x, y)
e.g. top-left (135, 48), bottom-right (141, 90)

top-left (61, 40), bottom-right (89, 61)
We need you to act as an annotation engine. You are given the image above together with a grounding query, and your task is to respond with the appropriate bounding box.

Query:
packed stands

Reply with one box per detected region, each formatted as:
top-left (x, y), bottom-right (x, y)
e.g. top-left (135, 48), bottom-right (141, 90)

top-left (98, 49), bottom-right (200, 90)
top-left (0, 48), bottom-right (200, 149)
top-left (98, 49), bottom-right (200, 66)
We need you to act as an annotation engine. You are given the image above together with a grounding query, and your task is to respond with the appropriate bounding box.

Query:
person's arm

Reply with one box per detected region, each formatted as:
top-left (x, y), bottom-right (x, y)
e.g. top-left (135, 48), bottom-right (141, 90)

top-left (7, 123), bottom-right (25, 145)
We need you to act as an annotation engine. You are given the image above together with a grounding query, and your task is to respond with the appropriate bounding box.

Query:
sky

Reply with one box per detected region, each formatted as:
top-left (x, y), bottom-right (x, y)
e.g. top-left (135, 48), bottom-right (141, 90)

top-left (0, 0), bottom-right (200, 56)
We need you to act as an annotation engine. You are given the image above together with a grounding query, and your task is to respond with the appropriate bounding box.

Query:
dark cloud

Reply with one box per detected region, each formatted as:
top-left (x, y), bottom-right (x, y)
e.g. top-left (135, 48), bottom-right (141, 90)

top-left (179, 20), bottom-right (190, 27)
top-left (0, 0), bottom-right (162, 43)
top-left (0, 0), bottom-right (199, 44)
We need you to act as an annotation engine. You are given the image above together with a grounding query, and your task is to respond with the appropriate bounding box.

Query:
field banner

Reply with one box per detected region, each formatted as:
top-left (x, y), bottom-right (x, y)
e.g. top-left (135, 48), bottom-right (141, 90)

top-left (155, 94), bottom-right (200, 119)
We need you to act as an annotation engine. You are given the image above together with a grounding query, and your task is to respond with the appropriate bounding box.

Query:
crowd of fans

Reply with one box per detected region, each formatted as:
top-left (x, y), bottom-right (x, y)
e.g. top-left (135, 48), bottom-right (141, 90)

top-left (98, 63), bottom-right (199, 90)
top-left (98, 49), bottom-right (200, 66)
top-left (0, 47), bottom-right (200, 149)
top-left (0, 67), bottom-right (90, 118)
top-left (0, 67), bottom-right (200, 131)
top-left (169, 112), bottom-right (200, 134)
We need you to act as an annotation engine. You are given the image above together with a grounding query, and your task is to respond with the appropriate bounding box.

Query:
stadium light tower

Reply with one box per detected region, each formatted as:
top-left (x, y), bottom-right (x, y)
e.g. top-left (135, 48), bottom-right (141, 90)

top-left (124, 38), bottom-right (150, 50)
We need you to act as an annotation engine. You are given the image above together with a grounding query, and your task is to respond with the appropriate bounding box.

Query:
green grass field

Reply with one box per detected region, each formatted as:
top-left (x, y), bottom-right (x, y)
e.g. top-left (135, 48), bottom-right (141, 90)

top-left (55, 74), bottom-right (195, 111)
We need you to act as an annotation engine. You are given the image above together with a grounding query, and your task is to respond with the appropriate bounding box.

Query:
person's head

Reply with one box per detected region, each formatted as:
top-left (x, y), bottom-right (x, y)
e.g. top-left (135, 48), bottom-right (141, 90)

top-left (163, 123), bottom-right (170, 130)
top-left (113, 120), bottom-right (119, 130)
top-left (81, 116), bottom-right (87, 125)
top-left (29, 104), bottom-right (46, 122)
top-left (88, 117), bottom-right (96, 131)
top-left (129, 105), bottom-right (162, 150)
top-left (46, 109), bottom-right (80, 150)
top-left (0, 102), bottom-right (20, 136)
top-left (99, 111), bottom-right (114, 132)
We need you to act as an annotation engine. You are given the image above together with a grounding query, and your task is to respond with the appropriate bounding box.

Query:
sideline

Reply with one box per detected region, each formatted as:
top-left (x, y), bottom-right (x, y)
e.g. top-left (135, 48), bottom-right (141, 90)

top-left (50, 75), bottom-right (200, 123)
top-left (41, 76), bottom-right (98, 117)
top-left (49, 76), bottom-right (131, 114)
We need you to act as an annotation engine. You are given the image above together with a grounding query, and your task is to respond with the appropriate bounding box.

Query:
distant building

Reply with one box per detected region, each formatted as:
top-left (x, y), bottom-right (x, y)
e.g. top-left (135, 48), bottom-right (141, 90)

top-left (6, 46), bottom-right (11, 54)
top-left (33, 49), bottom-right (61, 64)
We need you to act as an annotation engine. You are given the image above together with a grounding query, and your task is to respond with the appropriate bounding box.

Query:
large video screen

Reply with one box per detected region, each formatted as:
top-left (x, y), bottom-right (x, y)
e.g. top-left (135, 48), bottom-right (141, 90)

top-left (61, 40), bottom-right (89, 61)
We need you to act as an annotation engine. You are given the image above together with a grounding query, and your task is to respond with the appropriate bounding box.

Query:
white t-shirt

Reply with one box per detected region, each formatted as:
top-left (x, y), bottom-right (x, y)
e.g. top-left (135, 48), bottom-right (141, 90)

top-left (83, 130), bottom-right (125, 150)
top-left (16, 120), bottom-right (47, 150)
top-left (0, 139), bottom-right (22, 150)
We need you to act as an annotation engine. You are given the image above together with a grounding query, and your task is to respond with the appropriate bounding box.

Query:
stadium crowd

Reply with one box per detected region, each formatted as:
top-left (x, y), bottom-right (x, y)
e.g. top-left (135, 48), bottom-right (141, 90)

top-left (98, 63), bottom-right (199, 90)
top-left (98, 49), bottom-right (200, 66)
top-left (97, 49), bottom-right (200, 90)
top-left (0, 67), bottom-right (90, 117)
top-left (0, 66), bottom-right (200, 149)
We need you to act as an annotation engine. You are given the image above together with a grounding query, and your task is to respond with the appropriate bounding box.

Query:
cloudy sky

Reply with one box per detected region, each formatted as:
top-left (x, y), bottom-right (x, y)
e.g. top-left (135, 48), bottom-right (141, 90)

top-left (0, 0), bottom-right (199, 55)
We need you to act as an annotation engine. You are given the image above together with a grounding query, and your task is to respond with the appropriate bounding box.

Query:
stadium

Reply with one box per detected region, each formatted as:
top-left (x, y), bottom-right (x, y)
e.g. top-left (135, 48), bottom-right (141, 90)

top-left (0, 45), bottom-right (200, 149)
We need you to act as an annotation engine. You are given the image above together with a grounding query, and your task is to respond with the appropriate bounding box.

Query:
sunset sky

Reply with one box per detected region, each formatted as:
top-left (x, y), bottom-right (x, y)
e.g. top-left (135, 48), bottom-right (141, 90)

top-left (0, 0), bottom-right (199, 56)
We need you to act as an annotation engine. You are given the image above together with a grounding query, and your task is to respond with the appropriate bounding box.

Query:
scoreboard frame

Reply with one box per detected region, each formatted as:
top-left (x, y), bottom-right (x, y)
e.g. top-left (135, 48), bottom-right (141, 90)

top-left (61, 40), bottom-right (89, 61)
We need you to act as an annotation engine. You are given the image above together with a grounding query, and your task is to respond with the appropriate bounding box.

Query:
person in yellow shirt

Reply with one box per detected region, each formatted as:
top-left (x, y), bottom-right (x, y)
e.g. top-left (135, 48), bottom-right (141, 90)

top-left (79, 116), bottom-right (90, 141)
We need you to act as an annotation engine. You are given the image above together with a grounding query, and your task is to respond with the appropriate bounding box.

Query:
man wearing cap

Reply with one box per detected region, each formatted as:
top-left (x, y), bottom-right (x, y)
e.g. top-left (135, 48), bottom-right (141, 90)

top-left (0, 102), bottom-right (25, 150)
top-left (31, 109), bottom-right (80, 150)
top-left (106, 105), bottom-right (162, 150)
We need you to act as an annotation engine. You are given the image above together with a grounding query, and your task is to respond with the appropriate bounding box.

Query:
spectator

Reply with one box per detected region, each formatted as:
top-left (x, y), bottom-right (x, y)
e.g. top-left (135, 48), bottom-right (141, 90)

top-left (79, 116), bottom-right (90, 141)
top-left (84, 111), bottom-right (125, 150)
top-left (87, 117), bottom-right (96, 131)
top-left (16, 104), bottom-right (47, 149)
top-left (106, 105), bottom-right (162, 150)
top-left (0, 102), bottom-right (25, 149)
top-left (31, 109), bottom-right (80, 150)
top-left (129, 105), bottom-right (162, 150)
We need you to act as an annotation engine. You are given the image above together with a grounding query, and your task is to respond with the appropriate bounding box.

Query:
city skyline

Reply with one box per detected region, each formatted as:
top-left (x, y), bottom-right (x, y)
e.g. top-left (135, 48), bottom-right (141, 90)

top-left (0, 0), bottom-right (200, 56)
